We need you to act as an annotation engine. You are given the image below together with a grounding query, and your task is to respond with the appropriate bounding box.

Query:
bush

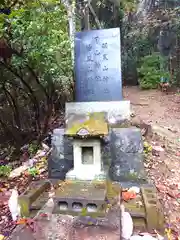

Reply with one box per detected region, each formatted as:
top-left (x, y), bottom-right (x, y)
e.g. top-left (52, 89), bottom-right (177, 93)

top-left (137, 53), bottom-right (170, 89)
top-left (0, 3), bottom-right (73, 148)
top-left (0, 165), bottom-right (12, 177)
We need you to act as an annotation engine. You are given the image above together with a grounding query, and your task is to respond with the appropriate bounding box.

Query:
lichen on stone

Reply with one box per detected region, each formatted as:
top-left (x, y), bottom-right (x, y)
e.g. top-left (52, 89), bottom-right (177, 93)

top-left (65, 112), bottom-right (108, 136)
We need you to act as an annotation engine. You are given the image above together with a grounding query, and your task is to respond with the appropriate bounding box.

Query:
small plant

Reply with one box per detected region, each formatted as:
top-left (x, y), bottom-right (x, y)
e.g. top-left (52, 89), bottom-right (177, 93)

top-left (28, 142), bottom-right (38, 156)
top-left (0, 165), bottom-right (12, 177)
top-left (28, 167), bottom-right (39, 177)
top-left (125, 171), bottom-right (139, 180)
top-left (143, 141), bottom-right (152, 155)
top-left (138, 53), bottom-right (170, 89)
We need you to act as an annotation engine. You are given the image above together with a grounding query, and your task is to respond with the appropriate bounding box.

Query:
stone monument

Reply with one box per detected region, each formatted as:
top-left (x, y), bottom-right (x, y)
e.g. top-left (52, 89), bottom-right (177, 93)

top-left (65, 111), bottom-right (108, 180)
top-left (15, 29), bottom-right (164, 240)
top-left (74, 28), bottom-right (123, 102)
top-left (47, 28), bottom-right (164, 232)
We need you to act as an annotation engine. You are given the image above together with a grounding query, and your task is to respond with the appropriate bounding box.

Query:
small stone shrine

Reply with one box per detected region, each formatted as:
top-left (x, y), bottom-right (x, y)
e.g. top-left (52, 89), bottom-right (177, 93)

top-left (65, 111), bottom-right (108, 181)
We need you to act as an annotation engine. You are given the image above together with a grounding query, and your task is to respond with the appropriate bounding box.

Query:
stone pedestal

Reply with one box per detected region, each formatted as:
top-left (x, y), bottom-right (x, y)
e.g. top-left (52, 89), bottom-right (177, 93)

top-left (66, 139), bottom-right (106, 180)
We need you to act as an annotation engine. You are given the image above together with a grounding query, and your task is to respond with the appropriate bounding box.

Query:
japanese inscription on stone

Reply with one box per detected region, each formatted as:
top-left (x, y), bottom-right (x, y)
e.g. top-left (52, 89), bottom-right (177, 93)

top-left (75, 28), bottom-right (123, 102)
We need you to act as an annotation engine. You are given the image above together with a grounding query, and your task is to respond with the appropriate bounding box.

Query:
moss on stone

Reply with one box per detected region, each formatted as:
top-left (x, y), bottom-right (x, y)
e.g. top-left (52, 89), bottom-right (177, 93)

top-left (65, 112), bottom-right (108, 136)
top-left (109, 120), bottom-right (131, 128)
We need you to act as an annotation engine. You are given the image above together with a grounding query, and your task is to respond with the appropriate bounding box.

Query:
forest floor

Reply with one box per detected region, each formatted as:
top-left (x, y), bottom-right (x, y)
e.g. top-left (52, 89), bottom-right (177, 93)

top-left (124, 86), bottom-right (180, 236)
top-left (0, 86), bottom-right (180, 239)
top-left (124, 86), bottom-right (180, 135)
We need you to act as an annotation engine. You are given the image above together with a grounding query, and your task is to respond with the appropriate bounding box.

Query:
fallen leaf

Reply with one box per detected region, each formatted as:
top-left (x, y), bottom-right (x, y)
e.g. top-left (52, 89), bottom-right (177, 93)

top-left (122, 192), bottom-right (137, 201)
top-left (0, 234), bottom-right (4, 240)
top-left (156, 184), bottom-right (167, 192)
top-left (16, 219), bottom-right (27, 225)
top-left (39, 213), bottom-right (48, 217)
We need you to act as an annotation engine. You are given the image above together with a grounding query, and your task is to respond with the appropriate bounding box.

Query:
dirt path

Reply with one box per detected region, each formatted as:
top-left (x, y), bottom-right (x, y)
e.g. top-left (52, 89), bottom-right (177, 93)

top-left (124, 86), bottom-right (180, 236)
top-left (123, 86), bottom-right (180, 135)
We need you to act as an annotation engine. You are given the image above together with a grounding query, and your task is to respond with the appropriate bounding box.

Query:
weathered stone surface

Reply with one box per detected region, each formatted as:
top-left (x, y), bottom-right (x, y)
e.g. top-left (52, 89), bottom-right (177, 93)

top-left (51, 128), bottom-right (73, 160)
top-left (65, 112), bottom-right (108, 136)
top-left (110, 127), bottom-right (144, 154)
top-left (9, 165), bottom-right (29, 179)
top-left (53, 181), bottom-right (107, 217)
top-left (49, 127), bottom-right (147, 183)
top-left (18, 180), bottom-right (51, 217)
top-left (109, 128), bottom-right (147, 183)
top-left (141, 186), bottom-right (164, 232)
top-left (75, 28), bottom-right (122, 102)
top-left (10, 225), bottom-right (35, 240)
top-left (48, 157), bottom-right (73, 180)
top-left (101, 139), bottom-right (111, 167)
top-left (33, 213), bottom-right (121, 240)
top-left (65, 101), bottom-right (131, 124)
top-left (109, 155), bottom-right (147, 183)
top-left (66, 139), bottom-right (105, 181)
top-left (48, 128), bottom-right (73, 179)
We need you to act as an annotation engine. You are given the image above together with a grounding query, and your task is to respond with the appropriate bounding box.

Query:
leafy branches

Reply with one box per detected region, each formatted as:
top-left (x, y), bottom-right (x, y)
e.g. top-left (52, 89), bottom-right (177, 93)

top-left (0, 2), bottom-right (73, 148)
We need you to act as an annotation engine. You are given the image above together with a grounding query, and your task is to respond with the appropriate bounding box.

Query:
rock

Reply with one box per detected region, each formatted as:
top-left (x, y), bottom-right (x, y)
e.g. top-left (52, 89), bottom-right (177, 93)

top-left (152, 146), bottom-right (164, 157)
top-left (9, 165), bottom-right (28, 179)
top-left (131, 117), bottom-right (152, 137)
top-left (8, 188), bottom-right (20, 221)
top-left (151, 124), bottom-right (178, 147)
top-left (128, 186), bottom-right (140, 194)
top-left (35, 150), bottom-right (46, 158)
top-left (121, 204), bottom-right (133, 240)
top-left (41, 143), bottom-right (50, 151)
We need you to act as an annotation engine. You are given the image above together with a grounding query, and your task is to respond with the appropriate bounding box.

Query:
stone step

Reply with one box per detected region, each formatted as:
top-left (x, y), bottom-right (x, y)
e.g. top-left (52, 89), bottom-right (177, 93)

top-left (18, 180), bottom-right (51, 217)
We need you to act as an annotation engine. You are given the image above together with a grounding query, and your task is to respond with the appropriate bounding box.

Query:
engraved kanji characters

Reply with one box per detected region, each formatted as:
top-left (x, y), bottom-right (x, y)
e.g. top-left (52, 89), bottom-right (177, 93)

top-left (103, 66), bottom-right (108, 71)
top-left (86, 44), bottom-right (92, 51)
top-left (87, 55), bottom-right (93, 62)
top-left (102, 42), bottom-right (108, 48)
top-left (95, 61), bottom-right (101, 69)
top-left (103, 54), bottom-right (108, 61)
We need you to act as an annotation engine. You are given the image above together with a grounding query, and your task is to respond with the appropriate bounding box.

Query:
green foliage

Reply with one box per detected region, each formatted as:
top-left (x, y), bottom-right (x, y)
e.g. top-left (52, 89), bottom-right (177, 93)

top-left (0, 165), bottom-right (12, 177)
top-left (28, 142), bottom-right (38, 155)
top-left (137, 53), bottom-right (170, 89)
top-left (0, 2), bottom-right (73, 147)
top-left (9, 4), bottom-right (72, 82)
top-left (172, 70), bottom-right (180, 87)
top-left (28, 167), bottom-right (39, 177)
top-left (143, 141), bottom-right (152, 154)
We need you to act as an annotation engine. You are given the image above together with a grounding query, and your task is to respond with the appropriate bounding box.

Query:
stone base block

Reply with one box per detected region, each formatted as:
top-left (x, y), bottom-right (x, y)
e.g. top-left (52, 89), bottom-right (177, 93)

top-left (18, 180), bottom-right (51, 217)
top-left (66, 168), bottom-right (106, 181)
top-left (53, 181), bottom-right (107, 217)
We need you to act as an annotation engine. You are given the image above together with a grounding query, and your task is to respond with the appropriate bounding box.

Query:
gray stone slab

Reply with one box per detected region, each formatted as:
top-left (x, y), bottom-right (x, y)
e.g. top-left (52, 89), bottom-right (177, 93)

top-left (110, 127), bottom-right (144, 154)
top-left (51, 128), bottom-right (73, 160)
top-left (108, 153), bottom-right (147, 183)
top-left (75, 28), bottom-right (122, 101)
top-left (48, 128), bottom-right (73, 179)
top-left (65, 101), bottom-right (130, 124)
top-left (109, 127), bottom-right (147, 183)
